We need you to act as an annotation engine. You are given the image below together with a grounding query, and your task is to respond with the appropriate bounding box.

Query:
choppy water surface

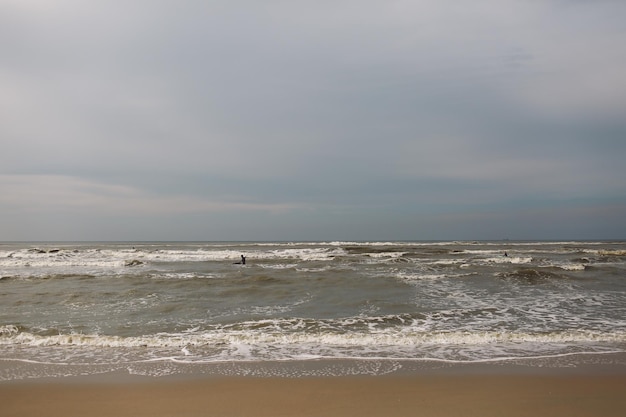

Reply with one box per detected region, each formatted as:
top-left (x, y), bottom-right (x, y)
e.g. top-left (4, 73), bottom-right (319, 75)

top-left (1, 241), bottom-right (625, 379)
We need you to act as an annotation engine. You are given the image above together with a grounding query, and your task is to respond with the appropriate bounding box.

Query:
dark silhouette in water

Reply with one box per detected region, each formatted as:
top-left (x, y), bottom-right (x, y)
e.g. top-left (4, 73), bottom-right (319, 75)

top-left (234, 255), bottom-right (246, 265)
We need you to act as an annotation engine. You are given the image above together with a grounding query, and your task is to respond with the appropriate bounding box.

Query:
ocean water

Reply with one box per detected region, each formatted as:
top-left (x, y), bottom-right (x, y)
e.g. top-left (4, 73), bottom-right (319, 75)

top-left (1, 241), bottom-right (625, 380)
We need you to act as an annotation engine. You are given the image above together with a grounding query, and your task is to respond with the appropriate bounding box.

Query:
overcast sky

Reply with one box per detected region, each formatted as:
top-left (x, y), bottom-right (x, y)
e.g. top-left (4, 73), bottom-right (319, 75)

top-left (1, 0), bottom-right (625, 241)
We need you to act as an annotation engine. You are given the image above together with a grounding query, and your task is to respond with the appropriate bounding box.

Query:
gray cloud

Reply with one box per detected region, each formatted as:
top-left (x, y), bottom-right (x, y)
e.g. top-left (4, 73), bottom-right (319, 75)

top-left (1, 0), bottom-right (625, 240)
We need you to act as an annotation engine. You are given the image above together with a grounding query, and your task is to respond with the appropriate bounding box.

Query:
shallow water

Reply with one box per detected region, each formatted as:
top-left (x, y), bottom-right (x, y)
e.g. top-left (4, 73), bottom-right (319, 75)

top-left (1, 241), bottom-right (625, 379)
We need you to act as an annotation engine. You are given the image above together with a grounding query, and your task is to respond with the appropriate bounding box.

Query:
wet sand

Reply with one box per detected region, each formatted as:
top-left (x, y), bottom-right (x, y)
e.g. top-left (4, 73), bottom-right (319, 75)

top-left (2, 369), bottom-right (625, 417)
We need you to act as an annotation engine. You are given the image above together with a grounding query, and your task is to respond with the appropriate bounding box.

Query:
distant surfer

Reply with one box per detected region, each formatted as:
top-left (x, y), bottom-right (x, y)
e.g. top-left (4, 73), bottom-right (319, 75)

top-left (234, 255), bottom-right (246, 265)
top-left (504, 252), bottom-right (508, 257)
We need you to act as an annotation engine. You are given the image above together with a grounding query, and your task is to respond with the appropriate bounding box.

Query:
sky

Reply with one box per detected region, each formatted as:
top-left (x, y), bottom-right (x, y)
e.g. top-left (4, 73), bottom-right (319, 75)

top-left (1, 0), bottom-right (625, 241)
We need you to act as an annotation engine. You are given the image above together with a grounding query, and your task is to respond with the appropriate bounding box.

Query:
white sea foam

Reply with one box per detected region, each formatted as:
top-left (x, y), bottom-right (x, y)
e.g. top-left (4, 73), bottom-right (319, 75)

top-left (599, 250), bottom-right (626, 256)
top-left (483, 256), bottom-right (533, 264)
top-left (0, 325), bottom-right (19, 337)
top-left (4, 325), bottom-right (624, 350)
top-left (0, 245), bottom-right (348, 278)
top-left (259, 263), bottom-right (299, 270)
top-left (367, 252), bottom-right (406, 259)
top-left (551, 263), bottom-right (586, 271)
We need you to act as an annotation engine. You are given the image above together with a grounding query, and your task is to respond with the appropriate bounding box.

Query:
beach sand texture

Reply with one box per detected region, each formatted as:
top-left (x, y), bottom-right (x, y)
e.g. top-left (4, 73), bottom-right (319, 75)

top-left (2, 374), bottom-right (625, 417)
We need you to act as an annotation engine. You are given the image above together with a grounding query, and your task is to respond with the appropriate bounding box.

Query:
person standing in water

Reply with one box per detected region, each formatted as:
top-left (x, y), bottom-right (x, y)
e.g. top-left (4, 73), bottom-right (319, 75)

top-left (240, 255), bottom-right (246, 265)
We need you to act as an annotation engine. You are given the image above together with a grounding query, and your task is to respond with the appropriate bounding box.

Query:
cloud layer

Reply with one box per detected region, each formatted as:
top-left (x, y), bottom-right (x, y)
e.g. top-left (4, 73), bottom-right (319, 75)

top-left (2, 0), bottom-right (625, 240)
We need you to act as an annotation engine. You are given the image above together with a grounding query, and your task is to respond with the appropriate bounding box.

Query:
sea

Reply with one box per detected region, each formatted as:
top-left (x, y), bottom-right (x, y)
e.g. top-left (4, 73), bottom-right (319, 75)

top-left (1, 241), bottom-right (625, 380)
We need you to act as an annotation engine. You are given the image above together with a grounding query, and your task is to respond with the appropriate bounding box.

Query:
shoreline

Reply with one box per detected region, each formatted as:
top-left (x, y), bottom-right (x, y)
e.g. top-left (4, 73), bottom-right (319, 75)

top-left (2, 350), bottom-right (626, 382)
top-left (2, 359), bottom-right (626, 417)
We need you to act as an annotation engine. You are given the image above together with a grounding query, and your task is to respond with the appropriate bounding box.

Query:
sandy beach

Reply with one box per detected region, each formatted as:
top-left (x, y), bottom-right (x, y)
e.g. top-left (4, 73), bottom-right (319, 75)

top-left (2, 365), bottom-right (625, 417)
